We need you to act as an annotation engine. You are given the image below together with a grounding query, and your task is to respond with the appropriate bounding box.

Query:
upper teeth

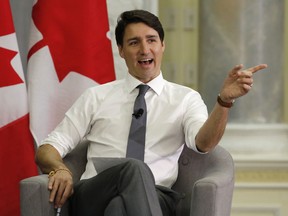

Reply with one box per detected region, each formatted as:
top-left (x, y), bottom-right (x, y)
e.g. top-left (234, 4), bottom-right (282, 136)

top-left (141, 59), bottom-right (151, 62)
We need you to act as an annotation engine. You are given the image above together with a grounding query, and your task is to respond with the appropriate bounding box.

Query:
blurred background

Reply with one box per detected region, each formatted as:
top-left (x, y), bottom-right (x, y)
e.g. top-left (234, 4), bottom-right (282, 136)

top-left (10, 0), bottom-right (288, 215)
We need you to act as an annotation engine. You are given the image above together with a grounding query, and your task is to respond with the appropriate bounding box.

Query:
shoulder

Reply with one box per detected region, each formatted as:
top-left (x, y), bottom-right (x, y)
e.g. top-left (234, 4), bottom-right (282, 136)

top-left (68, 79), bottom-right (126, 113)
top-left (83, 79), bottom-right (125, 98)
top-left (164, 80), bottom-right (200, 97)
top-left (89, 79), bottom-right (124, 91)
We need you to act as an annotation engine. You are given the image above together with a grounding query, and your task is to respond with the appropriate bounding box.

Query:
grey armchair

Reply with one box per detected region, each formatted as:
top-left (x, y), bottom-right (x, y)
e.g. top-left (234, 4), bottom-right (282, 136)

top-left (20, 142), bottom-right (234, 216)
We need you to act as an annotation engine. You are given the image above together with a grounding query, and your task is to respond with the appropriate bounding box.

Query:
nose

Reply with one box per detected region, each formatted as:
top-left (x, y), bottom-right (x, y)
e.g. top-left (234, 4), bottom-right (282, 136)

top-left (139, 42), bottom-right (149, 55)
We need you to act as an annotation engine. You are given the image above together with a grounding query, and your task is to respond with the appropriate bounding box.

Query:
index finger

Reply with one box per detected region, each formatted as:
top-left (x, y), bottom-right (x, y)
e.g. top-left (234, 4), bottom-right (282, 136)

top-left (246, 64), bottom-right (268, 74)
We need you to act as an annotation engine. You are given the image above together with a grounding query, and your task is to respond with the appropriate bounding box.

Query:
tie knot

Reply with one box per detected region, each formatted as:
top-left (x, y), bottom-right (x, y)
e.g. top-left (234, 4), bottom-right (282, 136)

top-left (137, 85), bottom-right (150, 95)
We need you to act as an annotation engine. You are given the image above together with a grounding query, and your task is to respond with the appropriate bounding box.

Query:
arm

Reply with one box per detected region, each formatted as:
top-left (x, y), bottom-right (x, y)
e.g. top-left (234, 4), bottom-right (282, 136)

top-left (195, 64), bottom-right (267, 152)
top-left (35, 144), bottom-right (73, 209)
top-left (34, 89), bottom-right (94, 208)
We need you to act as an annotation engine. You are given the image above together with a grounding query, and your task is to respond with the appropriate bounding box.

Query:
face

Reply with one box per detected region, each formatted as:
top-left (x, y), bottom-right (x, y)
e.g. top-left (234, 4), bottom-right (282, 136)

top-left (118, 22), bottom-right (165, 83)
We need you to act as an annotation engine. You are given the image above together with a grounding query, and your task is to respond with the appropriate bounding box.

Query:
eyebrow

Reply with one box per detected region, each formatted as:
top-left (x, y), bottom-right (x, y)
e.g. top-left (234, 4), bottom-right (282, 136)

top-left (146, 35), bottom-right (158, 39)
top-left (127, 35), bottom-right (159, 42)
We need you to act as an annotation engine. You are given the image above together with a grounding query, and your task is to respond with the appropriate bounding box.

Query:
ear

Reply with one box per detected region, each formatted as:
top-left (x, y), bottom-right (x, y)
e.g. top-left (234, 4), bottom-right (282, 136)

top-left (161, 41), bottom-right (165, 52)
top-left (118, 45), bottom-right (124, 58)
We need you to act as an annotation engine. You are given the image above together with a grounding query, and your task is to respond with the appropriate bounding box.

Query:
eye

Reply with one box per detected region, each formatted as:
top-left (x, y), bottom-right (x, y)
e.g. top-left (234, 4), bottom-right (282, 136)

top-left (128, 40), bottom-right (138, 46)
top-left (147, 38), bottom-right (156, 43)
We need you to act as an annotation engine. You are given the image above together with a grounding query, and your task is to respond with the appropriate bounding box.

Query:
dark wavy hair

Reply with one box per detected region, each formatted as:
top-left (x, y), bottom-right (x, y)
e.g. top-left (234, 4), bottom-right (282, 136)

top-left (115, 10), bottom-right (164, 46)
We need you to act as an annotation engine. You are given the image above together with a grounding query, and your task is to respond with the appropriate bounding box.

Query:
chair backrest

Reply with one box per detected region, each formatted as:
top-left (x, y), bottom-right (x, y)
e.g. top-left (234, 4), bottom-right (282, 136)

top-left (173, 144), bottom-right (234, 190)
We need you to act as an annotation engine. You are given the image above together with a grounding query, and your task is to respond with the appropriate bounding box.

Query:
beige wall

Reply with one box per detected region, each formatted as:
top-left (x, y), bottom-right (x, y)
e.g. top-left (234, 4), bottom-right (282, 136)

top-left (159, 0), bottom-right (288, 215)
top-left (285, 0), bottom-right (288, 123)
top-left (159, 0), bottom-right (199, 89)
top-left (159, 0), bottom-right (288, 124)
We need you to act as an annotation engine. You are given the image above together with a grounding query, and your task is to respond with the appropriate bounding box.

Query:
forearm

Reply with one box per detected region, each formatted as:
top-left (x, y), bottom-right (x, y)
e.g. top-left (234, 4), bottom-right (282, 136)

top-left (36, 144), bottom-right (73, 208)
top-left (35, 144), bottom-right (69, 174)
top-left (196, 64), bottom-right (268, 152)
top-left (195, 64), bottom-right (267, 152)
top-left (195, 102), bottom-right (230, 152)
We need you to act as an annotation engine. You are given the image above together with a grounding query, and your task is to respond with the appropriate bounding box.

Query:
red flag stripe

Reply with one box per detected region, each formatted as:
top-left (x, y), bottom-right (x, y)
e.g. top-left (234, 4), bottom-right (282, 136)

top-left (0, 1), bottom-right (38, 215)
top-left (0, 114), bottom-right (38, 216)
top-left (0, 0), bottom-right (15, 36)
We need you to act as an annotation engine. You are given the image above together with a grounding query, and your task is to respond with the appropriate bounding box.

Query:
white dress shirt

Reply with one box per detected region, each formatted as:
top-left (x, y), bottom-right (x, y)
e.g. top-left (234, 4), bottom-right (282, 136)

top-left (41, 73), bottom-right (208, 187)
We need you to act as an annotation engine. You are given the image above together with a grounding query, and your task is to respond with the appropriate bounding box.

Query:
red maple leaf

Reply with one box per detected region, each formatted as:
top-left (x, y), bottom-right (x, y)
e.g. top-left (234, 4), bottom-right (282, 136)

top-left (28, 0), bottom-right (115, 84)
top-left (0, 47), bottom-right (23, 87)
top-left (0, 0), bottom-right (15, 36)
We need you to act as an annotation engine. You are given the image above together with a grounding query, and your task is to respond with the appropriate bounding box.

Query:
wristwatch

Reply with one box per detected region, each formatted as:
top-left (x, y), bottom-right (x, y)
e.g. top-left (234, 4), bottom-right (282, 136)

top-left (217, 94), bottom-right (235, 108)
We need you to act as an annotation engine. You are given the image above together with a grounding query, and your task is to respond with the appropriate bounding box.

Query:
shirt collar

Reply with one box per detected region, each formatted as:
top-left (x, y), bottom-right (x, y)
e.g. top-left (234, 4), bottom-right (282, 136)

top-left (125, 72), bottom-right (165, 95)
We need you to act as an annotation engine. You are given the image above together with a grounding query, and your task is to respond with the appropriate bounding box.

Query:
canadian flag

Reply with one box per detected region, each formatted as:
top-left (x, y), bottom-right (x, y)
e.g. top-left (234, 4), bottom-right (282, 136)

top-left (0, 1), bottom-right (38, 215)
top-left (27, 0), bottom-right (115, 145)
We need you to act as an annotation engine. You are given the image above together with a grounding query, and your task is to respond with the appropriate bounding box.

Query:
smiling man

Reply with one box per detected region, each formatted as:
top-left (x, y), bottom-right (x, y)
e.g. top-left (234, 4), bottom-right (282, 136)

top-left (35, 10), bottom-right (267, 216)
top-left (118, 21), bottom-right (165, 83)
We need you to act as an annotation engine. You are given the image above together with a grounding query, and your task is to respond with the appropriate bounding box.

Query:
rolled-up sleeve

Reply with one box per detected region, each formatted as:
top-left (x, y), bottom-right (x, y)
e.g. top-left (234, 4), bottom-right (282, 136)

top-left (183, 91), bottom-right (208, 154)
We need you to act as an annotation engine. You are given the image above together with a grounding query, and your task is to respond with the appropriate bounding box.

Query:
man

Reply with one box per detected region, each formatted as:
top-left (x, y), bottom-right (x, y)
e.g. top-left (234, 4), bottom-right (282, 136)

top-left (35, 9), bottom-right (267, 216)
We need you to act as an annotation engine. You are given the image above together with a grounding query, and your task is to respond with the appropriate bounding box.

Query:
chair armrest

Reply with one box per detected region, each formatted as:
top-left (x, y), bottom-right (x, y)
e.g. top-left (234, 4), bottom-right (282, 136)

top-left (173, 145), bottom-right (234, 216)
top-left (191, 170), bottom-right (234, 216)
top-left (20, 141), bottom-right (88, 216)
top-left (20, 175), bottom-right (69, 216)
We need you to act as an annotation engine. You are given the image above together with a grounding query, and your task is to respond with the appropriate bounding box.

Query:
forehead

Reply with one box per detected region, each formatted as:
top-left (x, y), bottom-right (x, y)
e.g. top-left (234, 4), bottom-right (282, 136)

top-left (123, 22), bottom-right (159, 40)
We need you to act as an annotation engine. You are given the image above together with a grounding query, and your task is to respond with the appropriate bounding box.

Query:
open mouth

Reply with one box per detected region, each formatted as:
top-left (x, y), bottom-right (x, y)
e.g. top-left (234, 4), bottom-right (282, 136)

top-left (138, 59), bottom-right (154, 65)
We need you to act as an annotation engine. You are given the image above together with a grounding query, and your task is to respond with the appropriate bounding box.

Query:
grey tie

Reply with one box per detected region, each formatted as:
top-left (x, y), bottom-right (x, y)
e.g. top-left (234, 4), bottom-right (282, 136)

top-left (126, 85), bottom-right (150, 161)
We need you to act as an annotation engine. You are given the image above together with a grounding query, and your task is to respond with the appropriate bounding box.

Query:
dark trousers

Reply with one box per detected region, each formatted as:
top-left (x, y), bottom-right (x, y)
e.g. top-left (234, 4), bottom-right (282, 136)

top-left (69, 159), bottom-right (183, 216)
